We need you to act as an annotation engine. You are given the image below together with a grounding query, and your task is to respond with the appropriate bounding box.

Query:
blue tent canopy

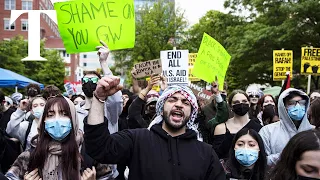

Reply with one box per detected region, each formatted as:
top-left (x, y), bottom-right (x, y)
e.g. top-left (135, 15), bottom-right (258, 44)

top-left (0, 68), bottom-right (44, 89)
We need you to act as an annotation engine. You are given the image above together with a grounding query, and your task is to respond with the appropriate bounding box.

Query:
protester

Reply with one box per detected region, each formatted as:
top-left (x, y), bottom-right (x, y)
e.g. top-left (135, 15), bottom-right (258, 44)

top-left (270, 130), bottom-right (320, 180)
top-left (309, 90), bottom-right (320, 103)
top-left (118, 89), bottom-right (134, 131)
top-left (247, 90), bottom-right (261, 120)
top-left (257, 94), bottom-right (278, 125)
top-left (224, 128), bottom-right (267, 180)
top-left (128, 74), bottom-right (160, 129)
top-left (261, 105), bottom-right (279, 125)
top-left (0, 97), bottom-right (15, 131)
top-left (213, 90), bottom-right (262, 160)
top-left (42, 85), bottom-right (61, 100)
top-left (10, 93), bottom-right (23, 110)
top-left (71, 94), bottom-right (85, 106)
top-left (5, 96), bottom-right (98, 180)
top-left (259, 88), bottom-right (313, 166)
top-left (308, 97), bottom-right (320, 129)
top-left (25, 83), bottom-right (41, 101)
top-left (6, 96), bottom-right (46, 150)
top-left (84, 77), bottom-right (226, 179)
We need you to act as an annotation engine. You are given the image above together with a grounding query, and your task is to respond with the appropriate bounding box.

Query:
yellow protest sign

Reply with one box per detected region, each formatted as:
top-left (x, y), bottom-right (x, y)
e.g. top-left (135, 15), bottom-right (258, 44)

top-left (193, 33), bottom-right (231, 90)
top-left (146, 77), bottom-right (160, 92)
top-left (54, 0), bottom-right (135, 53)
top-left (301, 47), bottom-right (320, 75)
top-left (273, 50), bottom-right (293, 81)
top-left (188, 53), bottom-right (200, 81)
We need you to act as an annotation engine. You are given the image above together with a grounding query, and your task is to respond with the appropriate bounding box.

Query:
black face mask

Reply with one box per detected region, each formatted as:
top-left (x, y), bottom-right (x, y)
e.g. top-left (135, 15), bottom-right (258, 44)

top-left (28, 89), bottom-right (38, 97)
top-left (298, 175), bottom-right (320, 180)
top-left (232, 103), bottom-right (250, 116)
top-left (82, 81), bottom-right (97, 98)
top-left (221, 94), bottom-right (227, 101)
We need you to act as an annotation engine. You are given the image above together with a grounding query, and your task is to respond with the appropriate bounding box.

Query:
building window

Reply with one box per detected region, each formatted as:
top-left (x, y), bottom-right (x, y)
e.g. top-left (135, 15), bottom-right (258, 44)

top-left (83, 63), bottom-right (87, 67)
top-left (5, 0), bottom-right (15, 10)
top-left (4, 19), bottom-right (15, 30)
top-left (21, 20), bottom-right (28, 31)
top-left (22, 1), bottom-right (32, 10)
top-left (83, 54), bottom-right (87, 58)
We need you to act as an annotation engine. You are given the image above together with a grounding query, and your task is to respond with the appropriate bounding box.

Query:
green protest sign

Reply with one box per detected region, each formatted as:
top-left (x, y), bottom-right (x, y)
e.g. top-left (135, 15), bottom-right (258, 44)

top-left (54, 0), bottom-right (135, 53)
top-left (193, 33), bottom-right (231, 90)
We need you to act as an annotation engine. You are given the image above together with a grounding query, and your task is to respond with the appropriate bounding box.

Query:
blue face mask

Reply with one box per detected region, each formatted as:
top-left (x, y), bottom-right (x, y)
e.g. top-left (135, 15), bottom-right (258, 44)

top-left (235, 148), bottom-right (259, 167)
top-left (287, 104), bottom-right (306, 121)
top-left (45, 118), bottom-right (72, 141)
top-left (33, 107), bottom-right (44, 119)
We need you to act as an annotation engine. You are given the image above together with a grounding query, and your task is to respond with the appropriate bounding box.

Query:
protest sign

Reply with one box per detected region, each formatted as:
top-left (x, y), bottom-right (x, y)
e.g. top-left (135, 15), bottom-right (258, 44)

top-left (273, 50), bottom-right (293, 81)
top-left (188, 82), bottom-right (213, 104)
top-left (301, 47), bottom-right (320, 75)
top-left (132, 59), bottom-right (162, 79)
top-left (64, 82), bottom-right (74, 95)
top-left (188, 53), bottom-right (200, 81)
top-left (193, 33), bottom-right (231, 90)
top-left (161, 50), bottom-right (189, 85)
top-left (54, 0), bottom-right (135, 53)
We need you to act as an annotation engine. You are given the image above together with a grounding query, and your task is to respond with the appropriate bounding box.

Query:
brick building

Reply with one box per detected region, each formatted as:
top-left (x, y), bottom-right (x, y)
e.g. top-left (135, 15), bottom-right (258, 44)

top-left (0, 0), bottom-right (79, 83)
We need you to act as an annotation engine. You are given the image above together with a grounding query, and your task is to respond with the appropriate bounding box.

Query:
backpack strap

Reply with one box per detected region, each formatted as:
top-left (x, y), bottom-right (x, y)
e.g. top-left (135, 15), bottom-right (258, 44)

top-left (23, 114), bottom-right (35, 150)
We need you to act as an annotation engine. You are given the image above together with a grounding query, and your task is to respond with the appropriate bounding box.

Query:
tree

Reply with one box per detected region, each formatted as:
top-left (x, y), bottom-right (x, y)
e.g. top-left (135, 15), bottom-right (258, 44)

top-left (112, 0), bottom-right (187, 86)
top-left (0, 35), bottom-right (65, 92)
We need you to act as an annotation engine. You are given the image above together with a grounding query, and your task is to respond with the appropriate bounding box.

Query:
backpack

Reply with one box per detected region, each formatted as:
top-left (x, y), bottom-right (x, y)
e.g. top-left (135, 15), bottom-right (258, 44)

top-left (23, 114), bottom-right (35, 150)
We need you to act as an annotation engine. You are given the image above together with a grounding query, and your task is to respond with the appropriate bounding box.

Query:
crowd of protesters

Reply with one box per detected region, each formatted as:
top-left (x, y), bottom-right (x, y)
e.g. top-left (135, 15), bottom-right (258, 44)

top-left (0, 42), bottom-right (320, 180)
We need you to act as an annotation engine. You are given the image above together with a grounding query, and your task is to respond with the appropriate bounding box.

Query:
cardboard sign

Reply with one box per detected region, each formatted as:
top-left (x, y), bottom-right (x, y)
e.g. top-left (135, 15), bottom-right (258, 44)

top-left (301, 47), bottom-right (320, 75)
top-left (161, 50), bottom-right (189, 85)
top-left (188, 82), bottom-right (213, 104)
top-left (188, 53), bottom-right (200, 81)
top-left (64, 82), bottom-right (74, 95)
top-left (132, 59), bottom-right (162, 79)
top-left (193, 33), bottom-right (231, 90)
top-left (273, 50), bottom-right (293, 81)
top-left (54, 0), bottom-right (135, 53)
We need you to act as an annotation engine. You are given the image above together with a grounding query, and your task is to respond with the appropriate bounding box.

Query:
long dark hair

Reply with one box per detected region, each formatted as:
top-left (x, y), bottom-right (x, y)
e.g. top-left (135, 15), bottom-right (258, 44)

top-left (28, 97), bottom-right (80, 180)
top-left (226, 128), bottom-right (267, 180)
top-left (270, 130), bottom-right (320, 180)
top-left (257, 94), bottom-right (277, 111)
top-left (309, 98), bottom-right (320, 128)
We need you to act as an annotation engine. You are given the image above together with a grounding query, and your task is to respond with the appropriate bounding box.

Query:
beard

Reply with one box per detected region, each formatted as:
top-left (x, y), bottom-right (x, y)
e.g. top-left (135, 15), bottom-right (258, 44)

top-left (163, 109), bottom-right (190, 131)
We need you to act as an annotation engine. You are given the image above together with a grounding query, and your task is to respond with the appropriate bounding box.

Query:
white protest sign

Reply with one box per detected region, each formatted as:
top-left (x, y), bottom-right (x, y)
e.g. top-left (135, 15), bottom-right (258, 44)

top-left (64, 82), bottom-right (74, 95)
top-left (132, 59), bottom-right (162, 79)
top-left (161, 50), bottom-right (189, 85)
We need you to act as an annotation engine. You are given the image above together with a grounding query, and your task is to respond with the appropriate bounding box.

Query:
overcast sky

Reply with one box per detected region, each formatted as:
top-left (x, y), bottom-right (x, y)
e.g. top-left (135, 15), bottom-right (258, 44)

top-left (175, 0), bottom-right (228, 25)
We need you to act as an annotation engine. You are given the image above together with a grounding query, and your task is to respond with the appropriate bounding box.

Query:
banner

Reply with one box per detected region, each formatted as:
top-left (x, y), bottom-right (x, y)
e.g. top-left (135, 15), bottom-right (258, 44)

top-left (193, 33), bottom-right (231, 90)
top-left (301, 47), bottom-right (320, 75)
top-left (161, 50), bottom-right (189, 85)
top-left (54, 0), bottom-right (135, 53)
top-left (132, 59), bottom-right (162, 79)
top-left (188, 53), bottom-right (200, 81)
top-left (273, 50), bottom-right (293, 81)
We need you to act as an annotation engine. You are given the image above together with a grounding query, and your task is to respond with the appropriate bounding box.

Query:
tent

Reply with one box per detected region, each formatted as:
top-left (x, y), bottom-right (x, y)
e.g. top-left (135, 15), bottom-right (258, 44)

top-left (0, 68), bottom-right (44, 89)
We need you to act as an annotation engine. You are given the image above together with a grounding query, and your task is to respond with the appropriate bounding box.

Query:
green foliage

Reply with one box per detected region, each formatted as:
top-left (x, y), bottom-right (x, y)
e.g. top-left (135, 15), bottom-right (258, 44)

top-left (0, 35), bottom-right (65, 92)
top-left (112, 0), bottom-right (187, 87)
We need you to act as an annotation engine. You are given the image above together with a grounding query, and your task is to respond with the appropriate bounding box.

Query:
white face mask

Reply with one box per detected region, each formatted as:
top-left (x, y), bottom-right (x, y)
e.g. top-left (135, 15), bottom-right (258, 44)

top-left (33, 107), bottom-right (44, 119)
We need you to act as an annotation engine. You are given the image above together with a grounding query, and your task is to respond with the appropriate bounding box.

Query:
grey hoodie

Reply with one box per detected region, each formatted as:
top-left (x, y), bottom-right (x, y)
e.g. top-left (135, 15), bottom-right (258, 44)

top-left (259, 88), bottom-right (313, 166)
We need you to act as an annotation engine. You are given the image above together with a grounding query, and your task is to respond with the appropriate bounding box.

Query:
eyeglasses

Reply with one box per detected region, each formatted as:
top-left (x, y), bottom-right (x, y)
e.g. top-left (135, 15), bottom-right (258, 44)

top-left (249, 95), bottom-right (259, 98)
top-left (82, 77), bottom-right (99, 84)
top-left (287, 99), bottom-right (307, 106)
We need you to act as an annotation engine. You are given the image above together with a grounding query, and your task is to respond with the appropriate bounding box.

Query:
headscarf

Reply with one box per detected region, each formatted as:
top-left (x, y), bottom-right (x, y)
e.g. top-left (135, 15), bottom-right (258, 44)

top-left (148, 85), bottom-right (201, 140)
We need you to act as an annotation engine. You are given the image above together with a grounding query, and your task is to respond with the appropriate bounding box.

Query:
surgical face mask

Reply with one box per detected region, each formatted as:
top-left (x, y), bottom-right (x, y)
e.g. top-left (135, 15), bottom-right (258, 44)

top-left (33, 107), bottom-right (44, 119)
top-left (235, 148), bottom-right (259, 167)
top-left (287, 104), bottom-right (306, 121)
top-left (45, 118), bottom-right (72, 141)
top-left (232, 103), bottom-right (250, 116)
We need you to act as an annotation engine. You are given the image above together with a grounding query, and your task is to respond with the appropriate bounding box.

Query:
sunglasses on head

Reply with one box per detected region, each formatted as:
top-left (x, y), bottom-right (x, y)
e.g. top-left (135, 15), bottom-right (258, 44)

top-left (82, 77), bottom-right (99, 84)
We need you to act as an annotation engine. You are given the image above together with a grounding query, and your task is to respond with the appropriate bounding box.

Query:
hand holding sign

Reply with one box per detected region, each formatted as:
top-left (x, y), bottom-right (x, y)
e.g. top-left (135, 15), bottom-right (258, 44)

top-left (96, 40), bottom-right (110, 62)
top-left (160, 75), bottom-right (168, 91)
top-left (147, 74), bottom-right (160, 91)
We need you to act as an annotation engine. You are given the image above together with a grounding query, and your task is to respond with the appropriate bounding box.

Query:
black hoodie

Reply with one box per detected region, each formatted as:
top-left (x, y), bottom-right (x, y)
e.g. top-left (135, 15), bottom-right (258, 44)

top-left (84, 118), bottom-right (226, 180)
